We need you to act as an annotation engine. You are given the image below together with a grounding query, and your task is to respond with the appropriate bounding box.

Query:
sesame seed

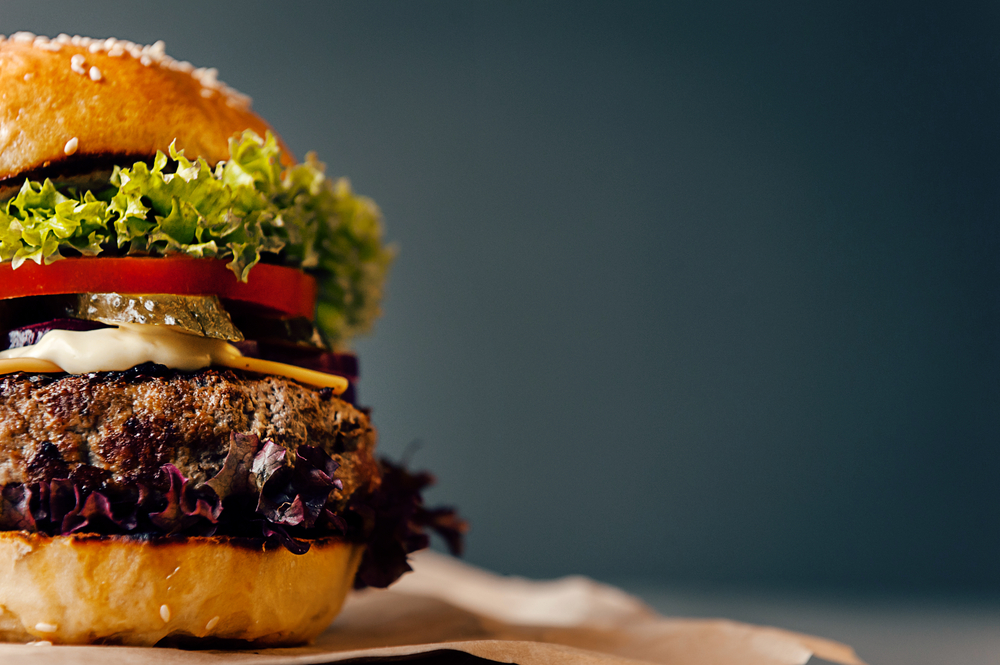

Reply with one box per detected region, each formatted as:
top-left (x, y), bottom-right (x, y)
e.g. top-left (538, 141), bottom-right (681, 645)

top-left (34, 622), bottom-right (57, 633)
top-left (23, 73), bottom-right (33, 81)
top-left (70, 53), bottom-right (87, 75)
top-left (63, 137), bottom-right (78, 155)
top-left (226, 93), bottom-right (252, 109)
top-left (205, 616), bottom-right (220, 631)
top-left (160, 604), bottom-right (171, 622)
top-left (8, 33), bottom-right (252, 111)
top-left (201, 67), bottom-right (219, 87)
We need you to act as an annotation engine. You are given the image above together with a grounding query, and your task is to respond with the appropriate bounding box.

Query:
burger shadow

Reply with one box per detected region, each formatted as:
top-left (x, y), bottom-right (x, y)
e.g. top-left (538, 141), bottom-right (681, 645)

top-left (152, 592), bottom-right (496, 653)
top-left (236, 588), bottom-right (643, 662)
top-left (154, 588), bottom-right (617, 656)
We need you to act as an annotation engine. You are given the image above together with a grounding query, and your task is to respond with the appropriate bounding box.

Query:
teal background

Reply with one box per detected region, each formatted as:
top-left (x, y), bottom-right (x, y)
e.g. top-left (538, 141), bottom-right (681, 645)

top-left (3, 2), bottom-right (998, 594)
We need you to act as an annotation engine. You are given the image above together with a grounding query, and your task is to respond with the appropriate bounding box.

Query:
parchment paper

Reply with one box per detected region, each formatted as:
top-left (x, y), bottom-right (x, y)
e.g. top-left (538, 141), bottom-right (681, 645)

top-left (0, 550), bottom-right (867, 665)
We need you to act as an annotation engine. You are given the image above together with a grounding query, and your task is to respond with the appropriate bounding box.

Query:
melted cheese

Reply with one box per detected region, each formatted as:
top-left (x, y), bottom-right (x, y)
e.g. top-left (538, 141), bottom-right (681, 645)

top-left (0, 323), bottom-right (347, 393)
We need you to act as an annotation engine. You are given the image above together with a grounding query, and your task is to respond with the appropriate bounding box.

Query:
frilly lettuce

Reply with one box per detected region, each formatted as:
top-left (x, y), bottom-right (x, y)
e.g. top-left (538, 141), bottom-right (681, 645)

top-left (0, 131), bottom-right (393, 343)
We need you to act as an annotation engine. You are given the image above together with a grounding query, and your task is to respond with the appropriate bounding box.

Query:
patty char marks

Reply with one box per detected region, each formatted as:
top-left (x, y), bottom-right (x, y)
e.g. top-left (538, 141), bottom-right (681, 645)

top-left (98, 414), bottom-right (180, 483)
top-left (25, 441), bottom-right (69, 482)
top-left (0, 367), bottom-right (378, 501)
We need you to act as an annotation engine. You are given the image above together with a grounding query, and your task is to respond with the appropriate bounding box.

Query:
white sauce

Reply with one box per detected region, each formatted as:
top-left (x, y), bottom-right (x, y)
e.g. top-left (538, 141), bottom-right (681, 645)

top-left (0, 322), bottom-right (348, 393)
top-left (0, 322), bottom-right (241, 374)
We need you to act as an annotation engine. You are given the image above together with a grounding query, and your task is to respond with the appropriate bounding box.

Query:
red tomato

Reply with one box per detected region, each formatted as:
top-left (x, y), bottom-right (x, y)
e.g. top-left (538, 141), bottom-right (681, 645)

top-left (0, 257), bottom-right (317, 320)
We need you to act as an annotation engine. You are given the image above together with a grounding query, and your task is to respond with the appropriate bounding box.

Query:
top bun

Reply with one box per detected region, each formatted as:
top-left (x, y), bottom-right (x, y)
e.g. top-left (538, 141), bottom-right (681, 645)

top-left (0, 33), bottom-right (288, 183)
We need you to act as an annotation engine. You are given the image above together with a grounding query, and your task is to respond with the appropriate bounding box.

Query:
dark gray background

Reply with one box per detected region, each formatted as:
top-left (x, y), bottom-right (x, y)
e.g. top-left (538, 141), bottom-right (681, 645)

top-left (5, 2), bottom-right (998, 595)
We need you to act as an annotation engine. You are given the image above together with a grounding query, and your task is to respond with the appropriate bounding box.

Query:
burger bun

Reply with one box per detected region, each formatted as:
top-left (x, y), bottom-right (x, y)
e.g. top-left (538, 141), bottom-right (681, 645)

top-left (0, 531), bottom-right (362, 646)
top-left (0, 35), bottom-right (289, 183)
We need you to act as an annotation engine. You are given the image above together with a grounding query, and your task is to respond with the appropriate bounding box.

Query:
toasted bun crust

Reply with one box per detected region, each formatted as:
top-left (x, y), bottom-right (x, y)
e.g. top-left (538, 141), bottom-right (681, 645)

top-left (0, 532), bottom-right (363, 646)
top-left (0, 35), bottom-right (289, 182)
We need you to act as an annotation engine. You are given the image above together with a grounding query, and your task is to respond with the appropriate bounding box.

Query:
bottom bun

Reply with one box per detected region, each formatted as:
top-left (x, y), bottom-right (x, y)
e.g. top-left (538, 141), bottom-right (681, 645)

top-left (0, 531), bottom-right (363, 646)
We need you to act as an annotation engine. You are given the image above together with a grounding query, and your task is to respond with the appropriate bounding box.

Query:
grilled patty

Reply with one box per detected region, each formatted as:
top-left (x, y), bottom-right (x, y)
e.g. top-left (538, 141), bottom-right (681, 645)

top-left (0, 365), bottom-right (379, 505)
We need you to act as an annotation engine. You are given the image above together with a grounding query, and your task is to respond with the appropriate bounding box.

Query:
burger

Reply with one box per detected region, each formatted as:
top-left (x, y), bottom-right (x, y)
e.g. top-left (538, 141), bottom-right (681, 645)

top-left (0, 33), bottom-right (464, 646)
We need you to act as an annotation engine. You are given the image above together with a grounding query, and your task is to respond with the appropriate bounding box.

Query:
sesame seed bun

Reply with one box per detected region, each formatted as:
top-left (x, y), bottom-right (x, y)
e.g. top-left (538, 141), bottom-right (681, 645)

top-left (0, 33), bottom-right (443, 649)
top-left (0, 33), bottom-right (289, 185)
top-left (0, 531), bottom-right (363, 646)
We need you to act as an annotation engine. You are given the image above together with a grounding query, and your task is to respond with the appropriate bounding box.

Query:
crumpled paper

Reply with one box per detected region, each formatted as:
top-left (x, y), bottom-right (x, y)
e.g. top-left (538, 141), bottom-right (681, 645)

top-left (0, 550), bottom-right (867, 665)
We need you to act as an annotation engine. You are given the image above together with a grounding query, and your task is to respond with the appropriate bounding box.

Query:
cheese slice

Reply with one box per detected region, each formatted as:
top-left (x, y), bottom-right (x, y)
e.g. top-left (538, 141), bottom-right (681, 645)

top-left (0, 323), bottom-right (347, 394)
top-left (0, 358), bottom-right (63, 374)
top-left (215, 355), bottom-right (348, 392)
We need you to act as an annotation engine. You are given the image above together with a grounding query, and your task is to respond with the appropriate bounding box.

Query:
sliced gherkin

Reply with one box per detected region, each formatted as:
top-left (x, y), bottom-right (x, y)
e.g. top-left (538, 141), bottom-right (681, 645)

top-left (69, 293), bottom-right (244, 342)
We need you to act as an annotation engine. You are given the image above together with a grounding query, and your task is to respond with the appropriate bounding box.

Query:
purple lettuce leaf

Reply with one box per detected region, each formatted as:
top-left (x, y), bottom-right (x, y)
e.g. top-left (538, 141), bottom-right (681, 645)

top-left (148, 464), bottom-right (222, 534)
top-left (24, 479), bottom-right (136, 535)
top-left (294, 445), bottom-right (344, 492)
top-left (206, 432), bottom-right (262, 499)
top-left (261, 521), bottom-right (311, 555)
top-left (412, 507), bottom-right (467, 558)
top-left (62, 490), bottom-right (138, 533)
top-left (257, 445), bottom-right (343, 531)
top-left (38, 479), bottom-right (77, 528)
top-left (251, 440), bottom-right (287, 484)
top-left (48, 480), bottom-right (84, 533)
top-left (0, 485), bottom-right (35, 531)
top-left (256, 466), bottom-right (306, 526)
top-left (322, 506), bottom-right (348, 533)
top-left (350, 459), bottom-right (467, 589)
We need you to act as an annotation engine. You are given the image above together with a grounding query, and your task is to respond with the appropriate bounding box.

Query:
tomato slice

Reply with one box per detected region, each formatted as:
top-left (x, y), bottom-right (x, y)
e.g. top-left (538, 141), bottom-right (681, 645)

top-left (0, 257), bottom-right (317, 320)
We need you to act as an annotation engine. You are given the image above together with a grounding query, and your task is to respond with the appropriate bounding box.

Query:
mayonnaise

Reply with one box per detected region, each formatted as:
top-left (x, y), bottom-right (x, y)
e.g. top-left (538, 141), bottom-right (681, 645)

top-left (0, 322), bottom-right (237, 373)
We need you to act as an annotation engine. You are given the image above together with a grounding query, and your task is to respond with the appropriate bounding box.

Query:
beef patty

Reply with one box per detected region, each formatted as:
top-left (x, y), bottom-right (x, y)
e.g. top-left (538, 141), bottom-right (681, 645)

top-left (0, 364), bottom-right (379, 505)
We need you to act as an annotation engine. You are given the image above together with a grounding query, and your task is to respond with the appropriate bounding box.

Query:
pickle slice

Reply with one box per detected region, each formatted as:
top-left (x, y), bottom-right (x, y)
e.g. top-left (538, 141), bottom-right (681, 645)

top-left (69, 293), bottom-right (245, 342)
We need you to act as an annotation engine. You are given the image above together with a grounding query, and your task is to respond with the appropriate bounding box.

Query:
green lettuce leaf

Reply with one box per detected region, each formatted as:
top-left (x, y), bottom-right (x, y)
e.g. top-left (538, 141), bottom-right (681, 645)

top-left (0, 131), bottom-right (393, 343)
